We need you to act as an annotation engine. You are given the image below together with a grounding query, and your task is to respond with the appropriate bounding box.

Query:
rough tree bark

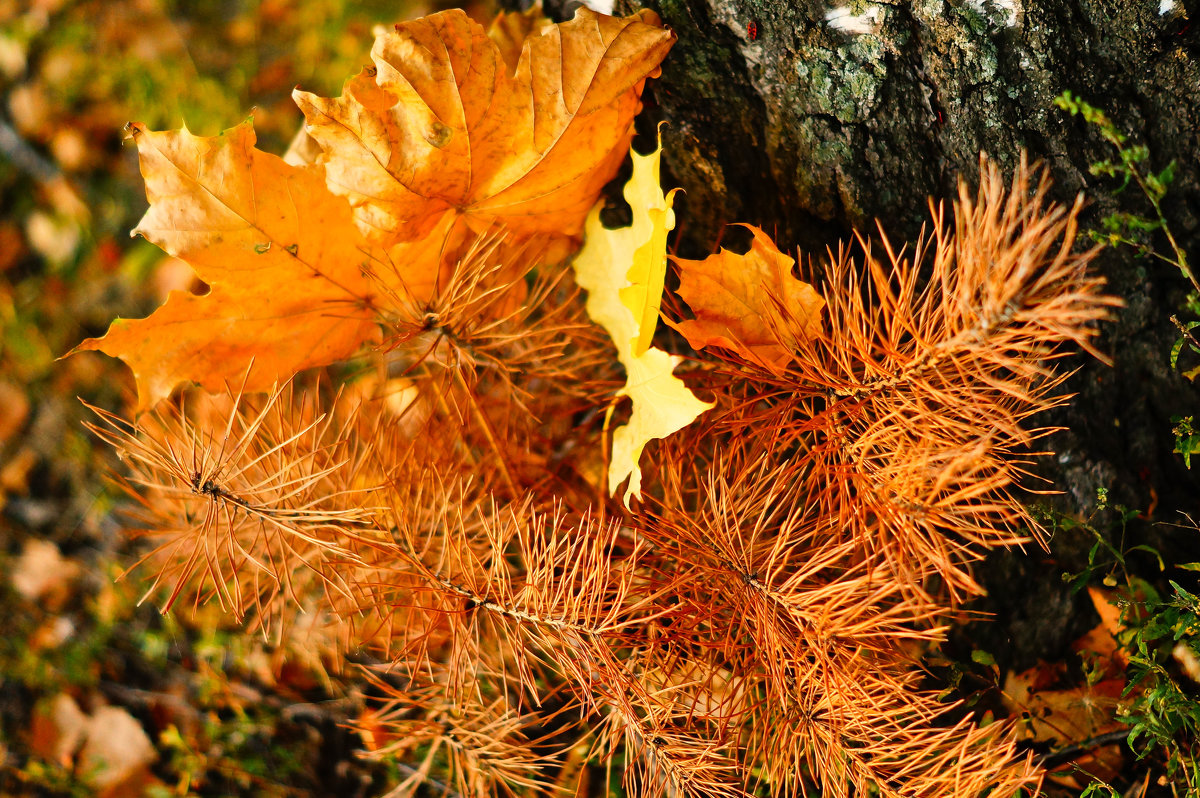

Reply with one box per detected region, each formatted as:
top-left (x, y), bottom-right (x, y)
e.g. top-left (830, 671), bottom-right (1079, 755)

top-left (506, 0), bottom-right (1200, 667)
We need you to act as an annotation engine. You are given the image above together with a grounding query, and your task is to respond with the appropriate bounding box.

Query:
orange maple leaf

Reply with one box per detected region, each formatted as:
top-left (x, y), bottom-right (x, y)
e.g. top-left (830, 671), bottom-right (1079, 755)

top-left (293, 7), bottom-right (674, 250)
top-left (70, 8), bottom-right (674, 410)
top-left (667, 225), bottom-right (825, 371)
top-left (70, 122), bottom-right (385, 410)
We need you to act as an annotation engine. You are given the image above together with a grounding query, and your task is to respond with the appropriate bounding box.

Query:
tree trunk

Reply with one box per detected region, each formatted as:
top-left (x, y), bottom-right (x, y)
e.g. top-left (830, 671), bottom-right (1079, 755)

top-left (511, 0), bottom-right (1200, 667)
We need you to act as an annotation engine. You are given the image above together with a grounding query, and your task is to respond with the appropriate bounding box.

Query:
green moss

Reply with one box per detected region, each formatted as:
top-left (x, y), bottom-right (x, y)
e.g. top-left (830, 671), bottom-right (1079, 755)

top-left (792, 41), bottom-right (885, 124)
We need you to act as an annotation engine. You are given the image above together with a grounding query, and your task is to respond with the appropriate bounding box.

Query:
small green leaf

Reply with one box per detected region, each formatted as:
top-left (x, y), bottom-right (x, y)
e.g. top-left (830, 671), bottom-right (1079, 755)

top-left (1053, 91), bottom-right (1078, 113)
top-left (1169, 580), bottom-right (1198, 603)
top-left (971, 650), bottom-right (996, 667)
top-left (1145, 173), bottom-right (1166, 200)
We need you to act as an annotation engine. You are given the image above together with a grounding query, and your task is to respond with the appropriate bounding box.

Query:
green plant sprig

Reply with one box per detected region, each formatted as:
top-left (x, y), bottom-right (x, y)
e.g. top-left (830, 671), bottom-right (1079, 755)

top-left (1055, 91), bottom-right (1195, 297)
top-left (1116, 578), bottom-right (1200, 795)
top-left (1056, 89), bottom-right (1200, 472)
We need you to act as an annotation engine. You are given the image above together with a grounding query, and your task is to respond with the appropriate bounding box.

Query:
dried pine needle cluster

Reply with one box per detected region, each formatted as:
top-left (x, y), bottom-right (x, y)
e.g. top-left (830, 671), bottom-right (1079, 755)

top-left (87, 155), bottom-right (1115, 797)
top-left (69, 5), bottom-right (1119, 795)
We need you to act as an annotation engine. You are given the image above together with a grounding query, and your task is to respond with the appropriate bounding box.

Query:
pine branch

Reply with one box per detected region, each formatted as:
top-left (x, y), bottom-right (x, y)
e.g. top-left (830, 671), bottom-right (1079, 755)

top-left (86, 138), bottom-right (1118, 796)
top-left (710, 155), bottom-right (1121, 601)
top-left (83, 378), bottom-right (386, 635)
top-left (357, 669), bottom-right (566, 798)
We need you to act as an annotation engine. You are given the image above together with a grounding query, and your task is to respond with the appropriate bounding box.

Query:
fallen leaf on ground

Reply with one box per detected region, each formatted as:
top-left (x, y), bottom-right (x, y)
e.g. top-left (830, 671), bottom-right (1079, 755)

top-left (150, 255), bottom-right (200, 302)
top-left (1087, 586), bottom-right (1124, 639)
top-left (1003, 663), bottom-right (1126, 783)
top-left (0, 223), bottom-right (25, 271)
top-left (486, 3), bottom-right (553, 69)
top-left (0, 446), bottom-right (37, 497)
top-left (0, 380), bottom-right (29, 443)
top-left (667, 225), bottom-right (824, 372)
top-left (71, 7), bottom-right (674, 410)
top-left (1078, 586), bottom-right (1126, 666)
top-left (78, 705), bottom-right (157, 793)
top-left (573, 137), bottom-right (712, 506)
top-left (25, 210), bottom-right (81, 264)
top-left (29, 693), bottom-right (90, 766)
top-left (30, 616), bottom-right (76, 651)
top-left (1175, 642), bottom-right (1200, 683)
top-left (29, 693), bottom-right (160, 795)
top-left (10, 538), bottom-right (80, 608)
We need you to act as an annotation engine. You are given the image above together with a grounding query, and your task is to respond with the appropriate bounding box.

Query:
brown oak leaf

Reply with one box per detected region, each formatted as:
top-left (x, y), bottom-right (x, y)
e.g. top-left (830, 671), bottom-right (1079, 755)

top-left (667, 225), bottom-right (825, 371)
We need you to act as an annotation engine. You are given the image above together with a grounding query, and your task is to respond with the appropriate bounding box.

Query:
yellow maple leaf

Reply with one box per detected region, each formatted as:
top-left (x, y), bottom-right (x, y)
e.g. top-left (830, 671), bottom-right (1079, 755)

top-left (69, 121), bottom-right (384, 410)
top-left (573, 139), bottom-right (713, 506)
top-left (293, 7), bottom-right (674, 250)
top-left (667, 225), bottom-right (825, 372)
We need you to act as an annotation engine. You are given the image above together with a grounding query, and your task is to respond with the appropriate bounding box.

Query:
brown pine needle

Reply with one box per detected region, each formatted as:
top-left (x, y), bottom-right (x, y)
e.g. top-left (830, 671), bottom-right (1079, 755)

top-left (84, 152), bottom-right (1117, 798)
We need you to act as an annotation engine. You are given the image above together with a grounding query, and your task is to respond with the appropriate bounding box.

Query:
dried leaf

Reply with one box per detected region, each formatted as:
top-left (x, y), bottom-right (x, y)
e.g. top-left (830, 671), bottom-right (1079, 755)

top-left (1174, 642), bottom-right (1200, 684)
top-left (294, 8), bottom-right (674, 249)
top-left (1087, 586), bottom-right (1124, 640)
top-left (78, 705), bottom-right (157, 792)
top-left (619, 134), bottom-right (677, 359)
top-left (69, 121), bottom-right (382, 409)
top-left (609, 349), bottom-right (713, 505)
top-left (0, 446), bottom-right (36, 495)
top-left (10, 538), bottom-right (80, 608)
top-left (71, 8), bottom-right (672, 409)
top-left (667, 225), bottom-right (825, 371)
top-left (1003, 666), bottom-right (1126, 746)
top-left (0, 380), bottom-right (29, 443)
top-left (29, 697), bottom-right (158, 795)
top-left (29, 693), bottom-right (89, 766)
top-left (573, 138), bottom-right (712, 506)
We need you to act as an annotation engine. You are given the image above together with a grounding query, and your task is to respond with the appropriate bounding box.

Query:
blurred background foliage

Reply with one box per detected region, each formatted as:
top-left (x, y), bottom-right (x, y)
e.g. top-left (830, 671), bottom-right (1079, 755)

top-left (0, 1), bottom-right (491, 794)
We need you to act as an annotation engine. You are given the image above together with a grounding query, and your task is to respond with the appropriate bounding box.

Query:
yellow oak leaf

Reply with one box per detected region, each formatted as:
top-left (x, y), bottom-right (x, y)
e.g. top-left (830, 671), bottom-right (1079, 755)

top-left (573, 139), bottom-right (712, 507)
top-left (293, 7), bottom-right (674, 250)
top-left (69, 121), bottom-right (384, 410)
top-left (667, 225), bottom-right (825, 372)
